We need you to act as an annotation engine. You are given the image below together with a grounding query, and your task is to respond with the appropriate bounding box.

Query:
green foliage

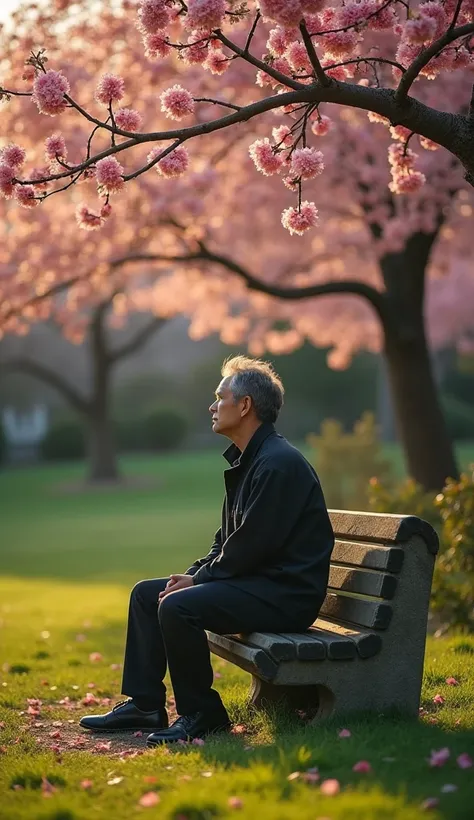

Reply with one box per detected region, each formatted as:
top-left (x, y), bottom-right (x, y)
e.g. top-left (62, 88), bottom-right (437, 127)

top-left (41, 421), bottom-right (85, 461)
top-left (142, 405), bottom-right (189, 451)
top-left (441, 394), bottom-right (474, 440)
top-left (307, 412), bottom-right (393, 509)
top-left (0, 417), bottom-right (5, 464)
top-left (368, 469), bottom-right (474, 631)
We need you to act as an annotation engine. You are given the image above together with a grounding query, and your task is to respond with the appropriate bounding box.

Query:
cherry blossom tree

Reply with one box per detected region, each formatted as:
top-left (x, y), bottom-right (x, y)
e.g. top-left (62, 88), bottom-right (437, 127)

top-left (1, 0), bottom-right (474, 489)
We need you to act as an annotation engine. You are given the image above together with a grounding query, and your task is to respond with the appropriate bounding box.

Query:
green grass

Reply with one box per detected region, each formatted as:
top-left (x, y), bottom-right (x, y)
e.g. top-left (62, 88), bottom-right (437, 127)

top-left (1, 450), bottom-right (474, 819)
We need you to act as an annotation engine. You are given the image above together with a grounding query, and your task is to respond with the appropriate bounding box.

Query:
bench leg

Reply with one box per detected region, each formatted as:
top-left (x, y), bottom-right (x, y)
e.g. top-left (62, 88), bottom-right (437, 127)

top-left (249, 676), bottom-right (332, 718)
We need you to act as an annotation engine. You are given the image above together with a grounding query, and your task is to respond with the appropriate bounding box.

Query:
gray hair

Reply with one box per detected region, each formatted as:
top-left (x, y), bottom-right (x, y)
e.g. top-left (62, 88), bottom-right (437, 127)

top-left (221, 355), bottom-right (284, 424)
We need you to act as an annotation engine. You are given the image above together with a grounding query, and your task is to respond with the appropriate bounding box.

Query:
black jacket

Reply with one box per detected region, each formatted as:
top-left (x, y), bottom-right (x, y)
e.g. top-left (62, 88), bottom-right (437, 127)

top-left (185, 422), bottom-right (334, 627)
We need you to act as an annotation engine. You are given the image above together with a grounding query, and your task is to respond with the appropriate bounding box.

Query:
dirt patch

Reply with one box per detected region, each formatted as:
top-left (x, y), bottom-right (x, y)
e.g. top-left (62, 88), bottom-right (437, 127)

top-left (51, 475), bottom-right (164, 495)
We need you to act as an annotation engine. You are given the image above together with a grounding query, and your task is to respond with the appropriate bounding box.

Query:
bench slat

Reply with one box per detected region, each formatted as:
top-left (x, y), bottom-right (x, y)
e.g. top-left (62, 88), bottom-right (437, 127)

top-left (307, 624), bottom-right (357, 659)
top-left (273, 632), bottom-right (326, 660)
top-left (332, 540), bottom-right (404, 573)
top-left (206, 633), bottom-right (278, 681)
top-left (328, 566), bottom-right (398, 600)
top-left (320, 593), bottom-right (392, 630)
top-left (314, 617), bottom-right (382, 659)
top-left (232, 632), bottom-right (296, 662)
top-left (329, 510), bottom-right (439, 553)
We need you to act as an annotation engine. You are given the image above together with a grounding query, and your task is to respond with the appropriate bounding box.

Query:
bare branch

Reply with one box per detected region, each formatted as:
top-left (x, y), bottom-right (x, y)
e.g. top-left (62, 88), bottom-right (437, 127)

top-left (0, 357), bottom-right (89, 413)
top-left (215, 29), bottom-right (305, 90)
top-left (109, 316), bottom-right (167, 362)
top-left (244, 11), bottom-right (261, 53)
top-left (299, 22), bottom-right (331, 86)
top-left (193, 97), bottom-right (242, 111)
top-left (395, 23), bottom-right (474, 105)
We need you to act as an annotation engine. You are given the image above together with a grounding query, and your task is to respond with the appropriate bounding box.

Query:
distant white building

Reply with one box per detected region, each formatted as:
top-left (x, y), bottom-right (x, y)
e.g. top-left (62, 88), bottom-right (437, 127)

top-left (2, 404), bottom-right (48, 463)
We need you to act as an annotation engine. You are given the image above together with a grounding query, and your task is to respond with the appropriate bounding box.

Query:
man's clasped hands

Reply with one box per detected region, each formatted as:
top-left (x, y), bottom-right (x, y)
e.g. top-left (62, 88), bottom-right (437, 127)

top-left (158, 574), bottom-right (194, 602)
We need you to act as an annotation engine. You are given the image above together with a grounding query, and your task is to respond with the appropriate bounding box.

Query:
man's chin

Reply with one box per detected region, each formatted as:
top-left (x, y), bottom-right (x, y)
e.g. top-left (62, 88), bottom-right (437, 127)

top-left (212, 420), bottom-right (224, 435)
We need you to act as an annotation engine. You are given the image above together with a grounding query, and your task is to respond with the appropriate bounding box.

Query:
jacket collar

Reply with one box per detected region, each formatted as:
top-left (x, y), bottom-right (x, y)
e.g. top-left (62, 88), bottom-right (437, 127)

top-left (223, 422), bottom-right (276, 470)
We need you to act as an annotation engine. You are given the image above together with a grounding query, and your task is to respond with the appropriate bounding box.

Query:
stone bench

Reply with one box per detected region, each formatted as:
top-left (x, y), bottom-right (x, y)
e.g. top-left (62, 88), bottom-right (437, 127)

top-left (207, 510), bottom-right (439, 721)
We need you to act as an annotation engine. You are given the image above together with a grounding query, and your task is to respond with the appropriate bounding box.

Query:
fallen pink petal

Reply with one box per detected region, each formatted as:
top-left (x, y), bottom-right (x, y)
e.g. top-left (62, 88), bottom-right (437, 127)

top-left (421, 797), bottom-right (439, 811)
top-left (457, 753), bottom-right (473, 769)
top-left (338, 728), bottom-right (351, 738)
top-left (89, 652), bottom-right (103, 663)
top-left (80, 779), bottom-right (93, 790)
top-left (445, 677), bottom-right (459, 686)
top-left (433, 694), bottom-right (445, 705)
top-left (139, 791), bottom-right (160, 807)
top-left (428, 748), bottom-right (450, 767)
top-left (192, 737), bottom-right (205, 745)
top-left (133, 730), bottom-right (143, 737)
top-left (320, 778), bottom-right (340, 796)
top-left (228, 796), bottom-right (244, 809)
top-left (352, 760), bottom-right (372, 773)
top-left (41, 777), bottom-right (57, 797)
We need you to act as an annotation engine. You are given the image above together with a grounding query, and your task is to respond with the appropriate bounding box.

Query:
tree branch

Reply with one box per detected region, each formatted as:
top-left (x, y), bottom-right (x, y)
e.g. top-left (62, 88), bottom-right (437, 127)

top-left (109, 316), bottom-right (167, 362)
top-left (469, 82), bottom-right (474, 123)
top-left (109, 250), bottom-right (390, 323)
top-left (0, 358), bottom-right (90, 414)
top-left (299, 22), bottom-right (331, 86)
top-left (395, 23), bottom-right (474, 105)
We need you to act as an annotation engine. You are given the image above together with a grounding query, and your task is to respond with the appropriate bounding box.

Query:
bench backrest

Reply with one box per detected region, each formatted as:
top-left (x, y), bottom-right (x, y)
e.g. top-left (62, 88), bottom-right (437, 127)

top-left (322, 511), bottom-right (439, 633)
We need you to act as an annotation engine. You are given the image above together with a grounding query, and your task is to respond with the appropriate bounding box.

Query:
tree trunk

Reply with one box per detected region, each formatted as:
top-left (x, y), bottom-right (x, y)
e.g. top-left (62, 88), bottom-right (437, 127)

top-left (380, 232), bottom-right (459, 491)
top-left (86, 405), bottom-right (120, 482)
top-left (384, 324), bottom-right (458, 490)
top-left (87, 302), bottom-right (121, 483)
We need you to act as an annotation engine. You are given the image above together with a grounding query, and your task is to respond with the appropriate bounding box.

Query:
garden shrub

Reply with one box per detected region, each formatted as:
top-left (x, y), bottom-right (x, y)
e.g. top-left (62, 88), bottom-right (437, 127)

top-left (142, 405), bottom-right (188, 451)
top-left (307, 412), bottom-right (393, 510)
top-left (41, 420), bottom-right (85, 460)
top-left (368, 469), bottom-right (474, 632)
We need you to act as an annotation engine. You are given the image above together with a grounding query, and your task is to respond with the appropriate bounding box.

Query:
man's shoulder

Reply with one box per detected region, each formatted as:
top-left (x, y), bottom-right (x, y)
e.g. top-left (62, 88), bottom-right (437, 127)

top-left (256, 433), bottom-right (314, 475)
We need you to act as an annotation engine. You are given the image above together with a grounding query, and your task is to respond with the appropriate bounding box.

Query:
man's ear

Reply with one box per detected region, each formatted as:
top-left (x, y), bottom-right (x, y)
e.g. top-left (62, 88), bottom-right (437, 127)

top-left (241, 395), bottom-right (252, 417)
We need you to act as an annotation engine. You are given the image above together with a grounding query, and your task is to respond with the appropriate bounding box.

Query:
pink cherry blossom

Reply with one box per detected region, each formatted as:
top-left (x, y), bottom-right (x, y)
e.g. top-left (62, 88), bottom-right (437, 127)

top-left (419, 2), bottom-right (448, 38)
top-left (95, 74), bottom-right (125, 106)
top-left (15, 185), bottom-right (39, 208)
top-left (115, 108), bottom-right (143, 131)
top-left (338, 728), bottom-right (352, 738)
top-left (259, 0), bottom-right (303, 27)
top-left (100, 202), bottom-right (112, 218)
top-left (290, 147), bottom-right (325, 180)
top-left (181, 32), bottom-right (209, 65)
top-left (148, 146), bottom-right (190, 178)
top-left (267, 27), bottom-right (295, 57)
top-left (45, 133), bottom-right (67, 162)
top-left (228, 796), bottom-right (244, 809)
top-left (388, 143), bottom-right (417, 170)
top-left (95, 157), bottom-right (124, 194)
top-left (249, 138), bottom-right (284, 175)
top-left (0, 163), bottom-right (16, 198)
top-left (138, 791), bottom-right (160, 807)
top-left (285, 41), bottom-right (311, 72)
top-left (320, 778), bottom-right (340, 796)
top-left (282, 201), bottom-right (319, 234)
top-left (428, 747), bottom-right (450, 767)
top-left (143, 31), bottom-right (172, 60)
top-left (80, 780), bottom-right (93, 790)
top-left (32, 70), bottom-right (70, 116)
top-left (205, 50), bottom-right (229, 75)
top-left (445, 677), bottom-right (459, 686)
top-left (186, 0), bottom-right (226, 30)
top-left (404, 16), bottom-right (437, 45)
top-left (136, 0), bottom-right (170, 34)
top-left (311, 114), bottom-right (332, 136)
top-left (1, 144), bottom-right (26, 168)
top-left (160, 85), bottom-right (195, 120)
top-left (339, 0), bottom-right (377, 27)
top-left (352, 760), bottom-right (372, 773)
top-left (457, 753), bottom-right (473, 769)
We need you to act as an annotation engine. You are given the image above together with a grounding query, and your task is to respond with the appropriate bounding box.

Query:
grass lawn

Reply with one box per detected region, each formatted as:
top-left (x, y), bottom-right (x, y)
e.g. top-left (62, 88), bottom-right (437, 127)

top-left (1, 449), bottom-right (474, 819)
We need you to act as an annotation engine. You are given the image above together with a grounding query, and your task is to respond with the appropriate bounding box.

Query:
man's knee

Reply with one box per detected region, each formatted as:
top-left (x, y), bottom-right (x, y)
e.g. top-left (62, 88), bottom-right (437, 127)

top-left (158, 588), bottom-right (192, 623)
top-left (130, 579), bottom-right (164, 609)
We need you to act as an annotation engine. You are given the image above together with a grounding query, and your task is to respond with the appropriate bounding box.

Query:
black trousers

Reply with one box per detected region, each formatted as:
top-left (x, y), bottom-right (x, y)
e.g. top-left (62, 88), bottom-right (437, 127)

top-left (121, 577), bottom-right (307, 716)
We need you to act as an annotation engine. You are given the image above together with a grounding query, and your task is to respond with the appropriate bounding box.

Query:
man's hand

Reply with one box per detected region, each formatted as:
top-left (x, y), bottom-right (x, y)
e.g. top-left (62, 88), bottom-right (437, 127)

top-left (158, 574), bottom-right (194, 602)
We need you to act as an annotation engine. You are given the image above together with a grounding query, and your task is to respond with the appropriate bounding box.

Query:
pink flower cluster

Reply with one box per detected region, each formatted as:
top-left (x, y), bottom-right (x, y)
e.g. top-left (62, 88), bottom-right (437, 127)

top-left (1, 144), bottom-right (26, 168)
top-left (148, 145), bottom-right (190, 178)
top-left (32, 70), bottom-right (70, 116)
top-left (290, 147), bottom-right (325, 180)
top-left (186, 0), bottom-right (226, 31)
top-left (249, 138), bottom-right (284, 176)
top-left (259, 0), bottom-right (303, 27)
top-left (115, 108), bottom-right (143, 132)
top-left (160, 85), bottom-right (195, 120)
top-left (281, 201), bottom-right (319, 235)
top-left (136, 0), bottom-right (170, 35)
top-left (143, 31), bottom-right (172, 60)
top-left (95, 74), bottom-right (125, 106)
top-left (181, 32), bottom-right (210, 65)
top-left (388, 143), bottom-right (426, 194)
top-left (45, 133), bottom-right (67, 162)
top-left (15, 185), bottom-right (39, 208)
top-left (0, 163), bottom-right (16, 198)
top-left (310, 114), bottom-right (332, 136)
top-left (95, 156), bottom-right (124, 194)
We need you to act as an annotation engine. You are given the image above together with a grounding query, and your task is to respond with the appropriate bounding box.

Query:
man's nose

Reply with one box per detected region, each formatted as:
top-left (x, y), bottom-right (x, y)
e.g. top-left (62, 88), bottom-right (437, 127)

top-left (209, 401), bottom-right (217, 413)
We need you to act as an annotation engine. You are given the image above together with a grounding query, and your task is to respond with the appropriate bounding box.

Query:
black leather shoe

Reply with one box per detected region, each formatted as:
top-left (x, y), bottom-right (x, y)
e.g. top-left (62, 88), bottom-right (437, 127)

top-left (146, 709), bottom-right (232, 746)
top-left (79, 698), bottom-right (168, 732)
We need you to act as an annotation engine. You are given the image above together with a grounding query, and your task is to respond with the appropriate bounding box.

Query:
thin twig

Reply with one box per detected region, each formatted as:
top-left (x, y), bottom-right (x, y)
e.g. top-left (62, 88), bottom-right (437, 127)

top-left (299, 22), bottom-right (331, 86)
top-left (193, 97), bottom-right (241, 111)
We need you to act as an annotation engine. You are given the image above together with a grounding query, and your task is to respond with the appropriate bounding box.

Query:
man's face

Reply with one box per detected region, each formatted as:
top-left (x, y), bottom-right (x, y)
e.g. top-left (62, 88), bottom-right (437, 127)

top-left (209, 377), bottom-right (244, 436)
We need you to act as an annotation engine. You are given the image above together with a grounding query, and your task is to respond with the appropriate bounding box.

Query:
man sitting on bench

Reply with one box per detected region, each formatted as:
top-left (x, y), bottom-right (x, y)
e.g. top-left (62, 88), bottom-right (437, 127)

top-left (80, 355), bottom-right (334, 745)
